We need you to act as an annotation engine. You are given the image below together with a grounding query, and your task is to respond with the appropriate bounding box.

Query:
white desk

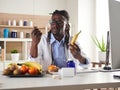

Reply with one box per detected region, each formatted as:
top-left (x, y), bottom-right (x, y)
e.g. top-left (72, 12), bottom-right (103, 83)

top-left (0, 71), bottom-right (120, 90)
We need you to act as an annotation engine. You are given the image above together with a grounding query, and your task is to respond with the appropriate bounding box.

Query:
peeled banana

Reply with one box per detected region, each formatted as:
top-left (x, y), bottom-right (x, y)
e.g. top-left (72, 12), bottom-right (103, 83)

top-left (22, 61), bottom-right (42, 73)
top-left (70, 31), bottom-right (81, 45)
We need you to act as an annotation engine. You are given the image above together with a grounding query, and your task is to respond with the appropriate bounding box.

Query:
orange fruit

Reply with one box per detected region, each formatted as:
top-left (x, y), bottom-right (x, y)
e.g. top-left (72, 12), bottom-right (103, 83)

top-left (28, 67), bottom-right (38, 75)
top-left (48, 65), bottom-right (58, 72)
top-left (20, 65), bottom-right (28, 74)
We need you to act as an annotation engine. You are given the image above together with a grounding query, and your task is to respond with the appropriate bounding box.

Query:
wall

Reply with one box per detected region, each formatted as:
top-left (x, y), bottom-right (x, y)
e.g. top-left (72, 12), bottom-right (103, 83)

top-left (0, 0), bottom-right (78, 35)
top-left (66, 0), bottom-right (78, 35)
top-left (0, 0), bottom-right (96, 62)
top-left (78, 0), bottom-right (96, 61)
top-left (0, 0), bottom-right (66, 15)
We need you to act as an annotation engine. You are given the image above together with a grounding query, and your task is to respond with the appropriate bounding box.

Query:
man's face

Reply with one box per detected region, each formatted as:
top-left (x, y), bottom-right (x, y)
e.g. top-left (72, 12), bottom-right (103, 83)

top-left (50, 14), bottom-right (65, 35)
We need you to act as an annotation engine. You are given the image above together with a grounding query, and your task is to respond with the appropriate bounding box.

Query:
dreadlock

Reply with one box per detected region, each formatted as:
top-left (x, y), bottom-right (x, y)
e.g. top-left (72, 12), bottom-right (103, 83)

top-left (47, 10), bottom-right (70, 48)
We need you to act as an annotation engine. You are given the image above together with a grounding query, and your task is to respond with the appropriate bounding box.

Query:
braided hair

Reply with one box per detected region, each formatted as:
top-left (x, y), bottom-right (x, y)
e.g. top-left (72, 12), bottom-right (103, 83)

top-left (47, 10), bottom-right (70, 48)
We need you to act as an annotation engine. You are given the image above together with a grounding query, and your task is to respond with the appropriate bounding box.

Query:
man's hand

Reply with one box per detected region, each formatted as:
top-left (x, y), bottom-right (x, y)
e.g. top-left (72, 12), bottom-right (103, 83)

top-left (69, 43), bottom-right (81, 58)
top-left (31, 28), bottom-right (42, 46)
top-left (30, 28), bottom-right (42, 58)
top-left (69, 43), bottom-right (86, 64)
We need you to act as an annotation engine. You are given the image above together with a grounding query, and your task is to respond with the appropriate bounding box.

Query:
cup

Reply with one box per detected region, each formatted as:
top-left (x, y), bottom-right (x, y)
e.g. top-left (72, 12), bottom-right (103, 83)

top-left (11, 30), bottom-right (17, 38)
top-left (0, 31), bottom-right (1, 38)
top-left (0, 46), bottom-right (1, 54)
top-left (3, 28), bottom-right (9, 38)
top-left (8, 20), bottom-right (11, 26)
top-left (23, 20), bottom-right (27, 26)
top-left (0, 46), bottom-right (1, 61)
top-left (12, 20), bottom-right (16, 26)
top-left (20, 32), bottom-right (24, 38)
top-left (29, 21), bottom-right (33, 27)
top-left (19, 20), bottom-right (23, 26)
top-left (26, 33), bottom-right (30, 38)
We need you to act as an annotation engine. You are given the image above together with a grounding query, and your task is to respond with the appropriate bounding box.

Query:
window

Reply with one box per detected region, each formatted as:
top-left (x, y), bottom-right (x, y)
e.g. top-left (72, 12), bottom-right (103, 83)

top-left (78, 0), bottom-right (109, 62)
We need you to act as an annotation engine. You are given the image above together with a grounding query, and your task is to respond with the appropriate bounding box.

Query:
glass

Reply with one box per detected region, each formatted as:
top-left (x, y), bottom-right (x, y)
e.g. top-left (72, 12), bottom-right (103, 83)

top-left (11, 30), bottom-right (17, 38)
top-left (49, 19), bottom-right (64, 25)
top-left (4, 28), bottom-right (9, 38)
top-left (26, 33), bottom-right (30, 38)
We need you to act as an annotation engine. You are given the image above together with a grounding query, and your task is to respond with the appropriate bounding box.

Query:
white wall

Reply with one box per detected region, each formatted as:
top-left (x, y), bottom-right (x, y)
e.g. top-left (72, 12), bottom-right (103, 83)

top-left (95, 0), bottom-right (109, 61)
top-left (0, 0), bottom-right (96, 61)
top-left (78, 0), bottom-right (96, 61)
top-left (66, 0), bottom-right (78, 35)
top-left (0, 0), bottom-right (77, 35)
top-left (0, 0), bottom-right (34, 14)
top-left (0, 0), bottom-right (66, 15)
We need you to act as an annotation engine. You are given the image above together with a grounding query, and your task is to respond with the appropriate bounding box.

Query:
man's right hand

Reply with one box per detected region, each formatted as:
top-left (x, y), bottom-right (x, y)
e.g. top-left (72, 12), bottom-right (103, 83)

top-left (31, 28), bottom-right (42, 45)
top-left (30, 28), bottom-right (42, 58)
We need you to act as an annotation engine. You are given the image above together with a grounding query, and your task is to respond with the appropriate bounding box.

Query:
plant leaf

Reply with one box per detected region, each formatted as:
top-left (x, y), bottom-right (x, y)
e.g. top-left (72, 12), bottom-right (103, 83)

top-left (91, 35), bottom-right (106, 52)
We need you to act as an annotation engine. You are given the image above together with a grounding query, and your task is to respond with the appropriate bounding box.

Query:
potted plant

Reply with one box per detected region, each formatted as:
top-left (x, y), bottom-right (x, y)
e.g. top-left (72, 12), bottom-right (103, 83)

top-left (11, 49), bottom-right (19, 61)
top-left (92, 36), bottom-right (106, 62)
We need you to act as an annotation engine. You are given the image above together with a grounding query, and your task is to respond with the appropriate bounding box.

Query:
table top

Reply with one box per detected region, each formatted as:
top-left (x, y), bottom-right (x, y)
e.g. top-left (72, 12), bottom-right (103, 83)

top-left (0, 71), bottom-right (120, 90)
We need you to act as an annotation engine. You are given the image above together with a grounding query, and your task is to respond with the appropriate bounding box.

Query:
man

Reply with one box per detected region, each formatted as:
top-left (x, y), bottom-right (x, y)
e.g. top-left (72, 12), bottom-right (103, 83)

top-left (30, 10), bottom-right (89, 70)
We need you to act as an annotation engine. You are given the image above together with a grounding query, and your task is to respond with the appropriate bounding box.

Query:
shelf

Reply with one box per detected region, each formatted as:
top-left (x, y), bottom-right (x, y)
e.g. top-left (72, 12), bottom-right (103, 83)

top-left (0, 38), bottom-right (32, 42)
top-left (0, 25), bottom-right (45, 29)
top-left (0, 13), bottom-right (49, 70)
top-left (4, 60), bottom-right (26, 62)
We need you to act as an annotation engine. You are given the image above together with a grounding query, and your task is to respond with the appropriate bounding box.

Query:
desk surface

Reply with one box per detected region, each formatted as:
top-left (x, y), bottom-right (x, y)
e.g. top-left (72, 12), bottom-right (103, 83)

top-left (0, 71), bottom-right (120, 90)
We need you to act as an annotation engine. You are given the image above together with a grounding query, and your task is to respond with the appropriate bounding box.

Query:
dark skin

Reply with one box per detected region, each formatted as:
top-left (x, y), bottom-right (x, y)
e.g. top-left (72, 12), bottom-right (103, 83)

top-left (30, 14), bottom-right (86, 64)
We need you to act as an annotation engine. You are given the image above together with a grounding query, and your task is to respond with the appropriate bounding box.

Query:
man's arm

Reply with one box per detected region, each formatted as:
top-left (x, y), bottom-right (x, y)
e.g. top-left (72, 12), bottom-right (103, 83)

top-left (30, 28), bottom-right (42, 58)
top-left (69, 43), bottom-right (88, 64)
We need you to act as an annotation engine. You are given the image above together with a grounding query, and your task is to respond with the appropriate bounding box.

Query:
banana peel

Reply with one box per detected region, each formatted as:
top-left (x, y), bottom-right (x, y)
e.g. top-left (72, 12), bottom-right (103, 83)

top-left (70, 31), bottom-right (81, 45)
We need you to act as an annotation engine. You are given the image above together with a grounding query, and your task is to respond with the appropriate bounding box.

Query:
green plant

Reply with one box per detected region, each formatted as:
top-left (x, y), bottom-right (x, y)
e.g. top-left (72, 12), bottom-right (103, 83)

top-left (11, 49), bottom-right (18, 53)
top-left (91, 36), bottom-right (106, 52)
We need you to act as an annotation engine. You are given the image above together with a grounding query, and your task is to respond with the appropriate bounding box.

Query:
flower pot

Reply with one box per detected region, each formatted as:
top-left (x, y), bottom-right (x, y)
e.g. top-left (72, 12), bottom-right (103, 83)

top-left (98, 51), bottom-right (106, 62)
top-left (11, 53), bottom-right (19, 61)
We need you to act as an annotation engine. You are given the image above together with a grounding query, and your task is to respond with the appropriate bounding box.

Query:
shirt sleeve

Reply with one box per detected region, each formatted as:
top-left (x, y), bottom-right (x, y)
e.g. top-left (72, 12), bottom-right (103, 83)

top-left (76, 42), bottom-right (91, 68)
top-left (28, 36), bottom-right (43, 63)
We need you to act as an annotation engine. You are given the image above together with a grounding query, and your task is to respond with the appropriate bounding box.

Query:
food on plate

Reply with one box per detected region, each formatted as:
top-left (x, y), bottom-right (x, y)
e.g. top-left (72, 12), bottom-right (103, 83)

top-left (3, 68), bottom-right (12, 75)
top-left (8, 63), bottom-right (18, 71)
top-left (22, 61), bottom-right (42, 73)
top-left (20, 65), bottom-right (28, 74)
top-left (13, 69), bottom-right (21, 75)
top-left (3, 63), bottom-right (18, 75)
top-left (48, 65), bottom-right (59, 72)
top-left (28, 67), bottom-right (39, 75)
top-left (2, 62), bottom-right (43, 76)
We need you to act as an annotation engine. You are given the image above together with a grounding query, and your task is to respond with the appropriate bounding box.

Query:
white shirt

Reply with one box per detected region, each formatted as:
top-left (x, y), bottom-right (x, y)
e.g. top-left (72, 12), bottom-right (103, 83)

top-left (29, 34), bottom-right (90, 71)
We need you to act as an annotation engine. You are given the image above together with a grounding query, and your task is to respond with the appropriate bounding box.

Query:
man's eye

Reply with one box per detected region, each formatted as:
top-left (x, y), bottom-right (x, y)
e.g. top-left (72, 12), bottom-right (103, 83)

top-left (49, 20), bottom-right (63, 25)
top-left (56, 21), bottom-right (63, 25)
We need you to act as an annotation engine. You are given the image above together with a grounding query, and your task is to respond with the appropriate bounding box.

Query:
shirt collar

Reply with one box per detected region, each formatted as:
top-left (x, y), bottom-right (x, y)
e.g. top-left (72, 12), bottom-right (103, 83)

top-left (50, 33), bottom-right (65, 44)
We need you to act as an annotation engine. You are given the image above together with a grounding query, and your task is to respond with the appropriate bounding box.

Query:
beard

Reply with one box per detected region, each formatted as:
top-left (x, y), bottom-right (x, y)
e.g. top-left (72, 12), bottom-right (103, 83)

top-left (52, 27), bottom-right (64, 36)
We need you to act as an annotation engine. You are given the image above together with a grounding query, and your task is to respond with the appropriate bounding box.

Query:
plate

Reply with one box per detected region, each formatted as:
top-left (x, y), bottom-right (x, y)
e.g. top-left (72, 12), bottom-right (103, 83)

top-left (6, 72), bottom-right (45, 78)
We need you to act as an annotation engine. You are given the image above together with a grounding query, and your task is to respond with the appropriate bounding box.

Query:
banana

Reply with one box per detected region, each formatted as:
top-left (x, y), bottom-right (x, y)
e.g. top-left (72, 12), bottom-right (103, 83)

top-left (22, 61), bottom-right (42, 73)
top-left (70, 31), bottom-right (81, 45)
